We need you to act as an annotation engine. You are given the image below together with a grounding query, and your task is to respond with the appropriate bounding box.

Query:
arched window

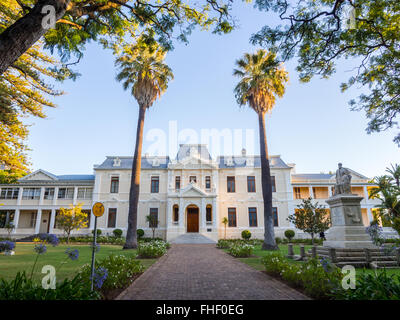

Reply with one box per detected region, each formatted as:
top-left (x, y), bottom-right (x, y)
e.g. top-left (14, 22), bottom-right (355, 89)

top-left (206, 205), bottom-right (212, 222)
top-left (173, 205), bottom-right (179, 223)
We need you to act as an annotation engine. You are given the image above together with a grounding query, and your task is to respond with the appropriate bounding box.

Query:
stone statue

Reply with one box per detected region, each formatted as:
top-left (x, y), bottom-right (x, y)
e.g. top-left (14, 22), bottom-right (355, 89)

top-left (334, 163), bottom-right (352, 195)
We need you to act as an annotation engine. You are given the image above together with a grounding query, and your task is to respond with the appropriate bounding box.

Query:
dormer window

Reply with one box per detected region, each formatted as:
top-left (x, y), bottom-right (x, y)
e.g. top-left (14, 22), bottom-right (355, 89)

top-left (152, 159), bottom-right (160, 167)
top-left (246, 157), bottom-right (254, 167)
top-left (189, 176), bottom-right (197, 184)
top-left (225, 157), bottom-right (234, 166)
top-left (113, 157), bottom-right (121, 167)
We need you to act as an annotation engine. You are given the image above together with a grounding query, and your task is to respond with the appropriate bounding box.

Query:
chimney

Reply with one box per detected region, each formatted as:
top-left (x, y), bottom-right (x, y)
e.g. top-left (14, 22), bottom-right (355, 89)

top-left (241, 148), bottom-right (246, 156)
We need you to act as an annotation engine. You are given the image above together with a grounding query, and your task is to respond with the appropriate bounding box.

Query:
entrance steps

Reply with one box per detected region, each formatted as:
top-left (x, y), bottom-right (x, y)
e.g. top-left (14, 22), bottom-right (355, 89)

top-left (170, 233), bottom-right (216, 244)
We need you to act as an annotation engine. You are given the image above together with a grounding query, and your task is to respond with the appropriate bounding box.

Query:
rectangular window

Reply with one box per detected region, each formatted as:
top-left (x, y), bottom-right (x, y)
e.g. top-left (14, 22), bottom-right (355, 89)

top-left (110, 177), bottom-right (119, 193)
top-left (149, 208), bottom-right (158, 228)
top-left (22, 188), bottom-right (41, 200)
top-left (77, 187), bottom-right (93, 199)
top-left (206, 206), bottom-right (212, 222)
top-left (271, 176), bottom-right (276, 192)
top-left (294, 187), bottom-right (301, 199)
top-left (0, 188), bottom-right (19, 199)
top-left (247, 176), bottom-right (256, 192)
top-left (228, 208), bottom-right (237, 227)
top-left (205, 176), bottom-right (211, 189)
top-left (175, 176), bottom-right (181, 191)
top-left (30, 212), bottom-right (37, 228)
top-left (107, 208), bottom-right (117, 228)
top-left (173, 206), bottom-right (179, 222)
top-left (151, 176), bottom-right (159, 193)
top-left (57, 187), bottom-right (74, 199)
top-left (189, 176), bottom-right (197, 183)
top-left (272, 207), bottom-right (279, 227)
top-left (44, 188), bottom-right (55, 200)
top-left (227, 176), bottom-right (235, 193)
top-left (248, 207), bottom-right (258, 227)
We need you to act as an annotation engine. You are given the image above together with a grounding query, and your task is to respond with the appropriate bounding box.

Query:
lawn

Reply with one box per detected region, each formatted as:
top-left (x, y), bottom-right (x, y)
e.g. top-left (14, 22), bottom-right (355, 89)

top-left (226, 244), bottom-right (400, 279)
top-left (0, 243), bottom-right (157, 282)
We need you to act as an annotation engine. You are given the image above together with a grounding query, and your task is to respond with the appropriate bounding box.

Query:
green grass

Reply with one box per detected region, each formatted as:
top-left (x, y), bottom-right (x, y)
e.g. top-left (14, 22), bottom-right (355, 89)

top-left (0, 243), bottom-right (157, 282)
top-left (225, 244), bottom-right (400, 278)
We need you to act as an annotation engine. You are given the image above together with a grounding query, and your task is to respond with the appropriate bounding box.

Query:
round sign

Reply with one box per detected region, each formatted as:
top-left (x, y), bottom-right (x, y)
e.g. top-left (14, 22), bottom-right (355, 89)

top-left (92, 202), bottom-right (105, 217)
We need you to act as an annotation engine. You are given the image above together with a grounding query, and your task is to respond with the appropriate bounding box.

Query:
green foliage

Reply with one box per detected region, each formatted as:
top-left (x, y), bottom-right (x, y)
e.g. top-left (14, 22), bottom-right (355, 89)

top-left (333, 270), bottom-right (400, 300)
top-left (275, 237), bottom-right (282, 244)
top-left (137, 240), bottom-right (168, 258)
top-left (233, 50), bottom-right (289, 114)
top-left (216, 239), bottom-right (231, 249)
top-left (78, 254), bottom-right (144, 294)
top-left (251, 0), bottom-right (400, 144)
top-left (284, 230), bottom-right (295, 242)
top-left (287, 198), bottom-right (330, 244)
top-left (0, 271), bottom-right (99, 300)
top-left (241, 230), bottom-right (252, 240)
top-left (92, 229), bottom-right (102, 236)
top-left (262, 254), bottom-right (343, 299)
top-left (228, 242), bottom-right (254, 258)
top-left (137, 229), bottom-right (145, 239)
top-left (112, 229), bottom-right (123, 238)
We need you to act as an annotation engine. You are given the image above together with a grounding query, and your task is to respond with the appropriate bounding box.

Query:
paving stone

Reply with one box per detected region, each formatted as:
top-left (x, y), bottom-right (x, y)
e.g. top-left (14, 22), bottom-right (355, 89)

top-left (117, 244), bottom-right (310, 300)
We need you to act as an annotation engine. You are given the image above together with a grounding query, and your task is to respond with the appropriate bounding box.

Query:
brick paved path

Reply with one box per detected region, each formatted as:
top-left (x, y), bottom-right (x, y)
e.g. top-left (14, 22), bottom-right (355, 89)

top-left (117, 244), bottom-right (309, 300)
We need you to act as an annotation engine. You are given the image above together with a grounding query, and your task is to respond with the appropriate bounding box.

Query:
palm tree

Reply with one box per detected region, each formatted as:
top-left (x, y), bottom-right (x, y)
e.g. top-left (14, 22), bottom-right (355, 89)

top-left (116, 44), bottom-right (173, 249)
top-left (222, 217), bottom-right (228, 239)
top-left (233, 50), bottom-right (289, 250)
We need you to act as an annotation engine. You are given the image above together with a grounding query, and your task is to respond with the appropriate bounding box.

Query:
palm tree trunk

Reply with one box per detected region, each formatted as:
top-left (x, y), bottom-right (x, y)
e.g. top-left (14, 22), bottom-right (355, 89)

top-left (258, 112), bottom-right (278, 250)
top-left (0, 0), bottom-right (70, 75)
top-left (123, 105), bottom-right (146, 249)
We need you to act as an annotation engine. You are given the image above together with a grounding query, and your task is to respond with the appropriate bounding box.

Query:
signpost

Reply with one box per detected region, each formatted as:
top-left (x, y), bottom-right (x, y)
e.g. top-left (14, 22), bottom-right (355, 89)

top-left (90, 202), bottom-right (104, 291)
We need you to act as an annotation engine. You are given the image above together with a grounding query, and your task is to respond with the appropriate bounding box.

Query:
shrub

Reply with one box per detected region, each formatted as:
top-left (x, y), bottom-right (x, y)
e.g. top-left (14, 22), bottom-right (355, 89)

top-left (216, 239), bottom-right (231, 249)
top-left (113, 229), bottom-right (123, 238)
top-left (275, 237), bottom-right (282, 244)
top-left (262, 254), bottom-right (343, 299)
top-left (137, 229), bottom-right (145, 239)
top-left (78, 254), bottom-right (144, 296)
top-left (284, 230), bottom-right (295, 242)
top-left (0, 241), bottom-right (15, 253)
top-left (137, 240), bottom-right (168, 258)
top-left (228, 242), bottom-right (254, 257)
top-left (92, 229), bottom-right (102, 236)
top-left (333, 270), bottom-right (400, 300)
top-left (241, 230), bottom-right (252, 240)
top-left (0, 271), bottom-right (99, 300)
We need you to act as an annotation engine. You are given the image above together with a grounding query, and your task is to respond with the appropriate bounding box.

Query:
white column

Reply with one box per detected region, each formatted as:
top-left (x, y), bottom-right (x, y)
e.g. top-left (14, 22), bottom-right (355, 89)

top-left (179, 198), bottom-right (184, 228)
top-left (212, 198), bottom-right (217, 228)
top-left (12, 209), bottom-right (20, 234)
top-left (73, 186), bottom-right (78, 205)
top-left (363, 186), bottom-right (369, 201)
top-left (49, 209), bottom-right (56, 233)
top-left (201, 198), bottom-right (206, 229)
top-left (53, 187), bottom-right (59, 205)
top-left (167, 199), bottom-right (172, 227)
top-left (328, 186), bottom-right (333, 197)
top-left (309, 186), bottom-right (313, 198)
top-left (35, 209), bottom-right (42, 234)
top-left (39, 187), bottom-right (45, 205)
top-left (17, 187), bottom-right (23, 205)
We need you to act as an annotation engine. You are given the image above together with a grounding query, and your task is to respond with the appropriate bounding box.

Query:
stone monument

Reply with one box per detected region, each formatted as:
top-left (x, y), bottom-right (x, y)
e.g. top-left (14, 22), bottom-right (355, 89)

top-left (323, 163), bottom-right (376, 249)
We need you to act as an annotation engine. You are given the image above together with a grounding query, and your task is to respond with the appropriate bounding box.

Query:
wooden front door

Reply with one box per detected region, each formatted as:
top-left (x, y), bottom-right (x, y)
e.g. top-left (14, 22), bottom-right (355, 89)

top-left (187, 207), bottom-right (199, 233)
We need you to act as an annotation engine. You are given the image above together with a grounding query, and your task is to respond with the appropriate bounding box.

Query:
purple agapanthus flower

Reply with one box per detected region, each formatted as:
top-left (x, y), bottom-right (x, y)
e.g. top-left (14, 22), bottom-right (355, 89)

top-left (0, 241), bottom-right (15, 252)
top-left (91, 267), bottom-right (108, 289)
top-left (39, 234), bottom-right (59, 246)
top-left (65, 248), bottom-right (79, 260)
top-left (34, 243), bottom-right (47, 254)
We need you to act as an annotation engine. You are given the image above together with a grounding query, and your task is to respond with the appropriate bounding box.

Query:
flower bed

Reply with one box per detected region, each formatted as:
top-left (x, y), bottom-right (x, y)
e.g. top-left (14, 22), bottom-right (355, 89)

top-left (228, 242), bottom-right (254, 257)
top-left (137, 240), bottom-right (169, 258)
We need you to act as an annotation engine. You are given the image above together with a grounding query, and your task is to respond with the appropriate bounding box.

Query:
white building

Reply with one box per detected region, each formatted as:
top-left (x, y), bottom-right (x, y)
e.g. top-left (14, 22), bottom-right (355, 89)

top-left (0, 144), bottom-right (386, 241)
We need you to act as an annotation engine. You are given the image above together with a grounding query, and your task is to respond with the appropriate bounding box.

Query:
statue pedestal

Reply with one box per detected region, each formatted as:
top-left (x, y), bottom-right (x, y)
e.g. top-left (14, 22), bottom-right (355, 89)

top-left (323, 194), bottom-right (376, 249)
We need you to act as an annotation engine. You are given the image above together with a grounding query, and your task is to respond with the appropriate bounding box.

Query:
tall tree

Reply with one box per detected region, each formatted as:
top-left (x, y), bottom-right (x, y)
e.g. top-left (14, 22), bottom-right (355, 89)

top-left (116, 42), bottom-right (173, 249)
top-left (251, 0), bottom-right (400, 145)
top-left (0, 1), bottom-right (72, 182)
top-left (233, 50), bottom-right (288, 250)
top-left (0, 0), bottom-right (234, 75)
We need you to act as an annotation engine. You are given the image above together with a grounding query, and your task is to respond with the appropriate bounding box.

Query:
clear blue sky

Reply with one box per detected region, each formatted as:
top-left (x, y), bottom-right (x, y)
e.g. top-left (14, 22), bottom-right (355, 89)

top-left (26, 2), bottom-right (400, 178)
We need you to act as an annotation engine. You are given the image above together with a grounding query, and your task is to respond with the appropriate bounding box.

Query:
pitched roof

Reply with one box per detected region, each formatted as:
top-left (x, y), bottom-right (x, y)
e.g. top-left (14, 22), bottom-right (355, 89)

top-left (95, 156), bottom-right (170, 170)
top-left (176, 144), bottom-right (212, 161)
top-left (217, 155), bottom-right (290, 169)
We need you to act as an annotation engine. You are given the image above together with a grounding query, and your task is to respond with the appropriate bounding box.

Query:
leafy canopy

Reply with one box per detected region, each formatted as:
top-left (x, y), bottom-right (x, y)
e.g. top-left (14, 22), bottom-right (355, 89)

top-left (251, 0), bottom-right (400, 145)
top-left (115, 40), bottom-right (174, 108)
top-left (55, 204), bottom-right (89, 241)
top-left (0, 1), bottom-right (73, 183)
top-left (233, 49), bottom-right (288, 114)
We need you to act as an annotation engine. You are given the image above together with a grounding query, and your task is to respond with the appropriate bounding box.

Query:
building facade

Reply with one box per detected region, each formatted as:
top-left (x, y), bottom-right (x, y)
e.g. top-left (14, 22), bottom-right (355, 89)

top-left (0, 144), bottom-right (387, 240)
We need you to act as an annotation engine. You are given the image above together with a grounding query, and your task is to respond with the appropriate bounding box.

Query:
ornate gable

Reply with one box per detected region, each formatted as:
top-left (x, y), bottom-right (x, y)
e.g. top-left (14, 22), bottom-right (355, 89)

top-left (19, 169), bottom-right (58, 182)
